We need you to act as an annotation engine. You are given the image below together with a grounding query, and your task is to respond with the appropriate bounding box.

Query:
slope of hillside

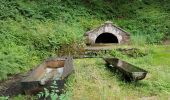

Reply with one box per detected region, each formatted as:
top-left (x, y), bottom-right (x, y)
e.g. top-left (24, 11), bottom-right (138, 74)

top-left (0, 0), bottom-right (169, 92)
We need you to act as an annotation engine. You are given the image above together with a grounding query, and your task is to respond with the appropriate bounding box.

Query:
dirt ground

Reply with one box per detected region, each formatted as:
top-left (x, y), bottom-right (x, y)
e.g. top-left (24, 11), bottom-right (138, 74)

top-left (0, 74), bottom-right (23, 97)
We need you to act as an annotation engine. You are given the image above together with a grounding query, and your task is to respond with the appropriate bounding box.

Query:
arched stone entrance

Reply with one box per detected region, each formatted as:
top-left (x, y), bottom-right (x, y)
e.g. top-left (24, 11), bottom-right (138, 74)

top-left (95, 33), bottom-right (118, 43)
top-left (84, 21), bottom-right (130, 45)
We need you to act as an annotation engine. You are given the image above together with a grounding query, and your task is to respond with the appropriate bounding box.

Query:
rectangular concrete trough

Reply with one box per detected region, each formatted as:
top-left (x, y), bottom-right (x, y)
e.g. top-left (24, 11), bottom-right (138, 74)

top-left (103, 58), bottom-right (147, 81)
top-left (21, 56), bottom-right (74, 94)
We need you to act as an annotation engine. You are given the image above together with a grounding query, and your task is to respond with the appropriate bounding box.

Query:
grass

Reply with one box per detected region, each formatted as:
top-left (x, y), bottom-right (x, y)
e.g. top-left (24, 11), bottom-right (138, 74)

top-left (63, 45), bottom-right (170, 100)
top-left (1, 46), bottom-right (169, 100)
top-left (0, 0), bottom-right (170, 80)
top-left (0, 0), bottom-right (170, 99)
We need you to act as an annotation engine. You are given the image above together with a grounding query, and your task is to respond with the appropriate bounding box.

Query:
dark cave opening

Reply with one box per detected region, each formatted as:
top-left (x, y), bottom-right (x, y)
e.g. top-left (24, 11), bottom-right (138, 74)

top-left (95, 33), bottom-right (118, 43)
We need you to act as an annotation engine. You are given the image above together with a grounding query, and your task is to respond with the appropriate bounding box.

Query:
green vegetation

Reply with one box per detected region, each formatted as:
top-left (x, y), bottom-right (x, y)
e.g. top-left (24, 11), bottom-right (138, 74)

top-left (64, 45), bottom-right (170, 99)
top-left (0, 0), bottom-right (170, 99)
top-left (0, 0), bottom-right (170, 80)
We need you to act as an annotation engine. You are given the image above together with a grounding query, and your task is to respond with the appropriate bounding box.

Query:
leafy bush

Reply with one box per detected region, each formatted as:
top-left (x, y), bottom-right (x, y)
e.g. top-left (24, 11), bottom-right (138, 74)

top-left (37, 81), bottom-right (72, 100)
top-left (0, 0), bottom-right (19, 19)
top-left (0, 43), bottom-right (37, 80)
top-left (0, 0), bottom-right (170, 80)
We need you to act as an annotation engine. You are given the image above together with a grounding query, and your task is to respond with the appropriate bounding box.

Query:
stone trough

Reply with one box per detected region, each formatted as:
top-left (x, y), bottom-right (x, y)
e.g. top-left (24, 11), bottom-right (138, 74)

top-left (21, 56), bottom-right (74, 95)
top-left (104, 58), bottom-right (147, 81)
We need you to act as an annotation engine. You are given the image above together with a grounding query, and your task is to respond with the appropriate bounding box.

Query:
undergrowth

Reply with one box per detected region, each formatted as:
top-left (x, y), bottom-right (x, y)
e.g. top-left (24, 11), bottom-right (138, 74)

top-left (64, 45), bottom-right (170, 100)
top-left (0, 0), bottom-right (169, 91)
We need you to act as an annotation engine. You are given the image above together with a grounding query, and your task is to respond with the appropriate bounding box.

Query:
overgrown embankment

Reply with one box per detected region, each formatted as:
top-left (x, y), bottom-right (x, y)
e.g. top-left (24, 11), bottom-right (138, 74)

top-left (0, 0), bottom-right (170, 80)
